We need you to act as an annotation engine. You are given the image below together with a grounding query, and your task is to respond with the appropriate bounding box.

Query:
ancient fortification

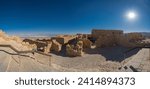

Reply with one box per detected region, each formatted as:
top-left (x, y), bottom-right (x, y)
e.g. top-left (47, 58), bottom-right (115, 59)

top-left (92, 29), bottom-right (145, 48)
top-left (0, 29), bottom-right (146, 57)
top-left (0, 29), bottom-right (150, 72)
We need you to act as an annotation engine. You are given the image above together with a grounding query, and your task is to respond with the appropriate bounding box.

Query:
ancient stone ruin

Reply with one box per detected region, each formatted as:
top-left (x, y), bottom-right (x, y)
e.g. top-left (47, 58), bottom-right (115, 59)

top-left (81, 38), bottom-right (92, 48)
top-left (51, 39), bottom-right (62, 52)
top-left (0, 29), bottom-right (147, 57)
top-left (92, 29), bottom-right (145, 48)
top-left (125, 32), bottom-right (144, 42)
top-left (66, 40), bottom-right (84, 57)
top-left (51, 35), bottom-right (77, 44)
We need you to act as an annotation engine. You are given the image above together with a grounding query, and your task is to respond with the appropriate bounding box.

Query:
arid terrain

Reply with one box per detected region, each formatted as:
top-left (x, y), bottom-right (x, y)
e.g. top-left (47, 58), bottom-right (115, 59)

top-left (0, 29), bottom-right (150, 72)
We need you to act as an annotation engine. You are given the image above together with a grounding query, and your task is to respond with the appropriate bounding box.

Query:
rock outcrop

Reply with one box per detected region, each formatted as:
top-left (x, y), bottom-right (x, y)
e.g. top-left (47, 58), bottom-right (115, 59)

top-left (0, 30), bottom-right (35, 51)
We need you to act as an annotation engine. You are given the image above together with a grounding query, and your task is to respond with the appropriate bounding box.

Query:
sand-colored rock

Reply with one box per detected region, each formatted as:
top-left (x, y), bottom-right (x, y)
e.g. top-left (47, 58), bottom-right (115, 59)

top-left (77, 34), bottom-right (91, 39)
top-left (92, 29), bottom-right (123, 39)
top-left (81, 38), bottom-right (92, 48)
top-left (92, 29), bottom-right (147, 48)
top-left (66, 41), bottom-right (84, 57)
top-left (76, 41), bottom-right (84, 56)
top-left (11, 36), bottom-right (22, 43)
top-left (0, 30), bottom-right (35, 51)
top-left (126, 33), bottom-right (144, 42)
top-left (92, 29), bottom-right (123, 48)
top-left (44, 41), bottom-right (52, 53)
top-left (23, 39), bottom-right (52, 52)
top-left (51, 35), bottom-right (77, 44)
top-left (95, 35), bottom-right (116, 47)
top-left (51, 40), bottom-right (62, 52)
top-left (66, 44), bottom-right (77, 56)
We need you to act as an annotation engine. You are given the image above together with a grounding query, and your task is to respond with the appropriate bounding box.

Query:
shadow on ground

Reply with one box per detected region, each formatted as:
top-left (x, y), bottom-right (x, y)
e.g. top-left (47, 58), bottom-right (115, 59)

top-left (84, 46), bottom-right (141, 62)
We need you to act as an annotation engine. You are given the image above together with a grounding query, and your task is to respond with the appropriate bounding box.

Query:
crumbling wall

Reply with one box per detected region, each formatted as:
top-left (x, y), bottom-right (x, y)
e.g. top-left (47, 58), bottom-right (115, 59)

top-left (51, 39), bottom-right (62, 52)
top-left (92, 29), bottom-right (123, 39)
top-left (91, 29), bottom-right (146, 48)
top-left (77, 33), bottom-right (91, 39)
top-left (66, 41), bottom-right (84, 57)
top-left (44, 41), bottom-right (52, 53)
top-left (95, 35), bottom-right (115, 47)
top-left (51, 35), bottom-right (77, 44)
top-left (117, 35), bottom-right (135, 47)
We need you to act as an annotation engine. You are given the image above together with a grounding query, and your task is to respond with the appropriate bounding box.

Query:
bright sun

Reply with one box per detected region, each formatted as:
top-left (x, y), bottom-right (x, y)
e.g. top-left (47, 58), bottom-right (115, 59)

top-left (126, 11), bottom-right (137, 20)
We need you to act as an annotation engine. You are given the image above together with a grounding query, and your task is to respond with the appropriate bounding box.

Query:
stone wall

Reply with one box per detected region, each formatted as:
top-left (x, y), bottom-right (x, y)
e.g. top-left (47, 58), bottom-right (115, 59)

top-left (92, 29), bottom-right (123, 39)
top-left (117, 35), bottom-right (135, 47)
top-left (91, 29), bottom-right (146, 48)
top-left (23, 38), bottom-right (62, 53)
top-left (125, 33), bottom-right (144, 42)
top-left (23, 39), bottom-right (51, 53)
top-left (92, 29), bottom-right (124, 47)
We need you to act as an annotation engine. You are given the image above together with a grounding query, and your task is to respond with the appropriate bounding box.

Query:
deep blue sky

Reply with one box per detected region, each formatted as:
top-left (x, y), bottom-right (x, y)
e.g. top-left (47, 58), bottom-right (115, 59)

top-left (0, 0), bottom-right (150, 35)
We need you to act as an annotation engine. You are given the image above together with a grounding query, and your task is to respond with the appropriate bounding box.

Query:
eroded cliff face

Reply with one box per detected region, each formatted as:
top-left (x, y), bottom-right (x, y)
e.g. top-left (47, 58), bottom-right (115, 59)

top-left (0, 30), bottom-right (36, 51)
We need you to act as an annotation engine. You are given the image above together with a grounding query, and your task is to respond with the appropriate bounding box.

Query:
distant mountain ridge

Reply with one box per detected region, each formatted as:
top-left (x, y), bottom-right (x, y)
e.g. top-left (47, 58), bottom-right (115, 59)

top-left (10, 33), bottom-right (57, 38)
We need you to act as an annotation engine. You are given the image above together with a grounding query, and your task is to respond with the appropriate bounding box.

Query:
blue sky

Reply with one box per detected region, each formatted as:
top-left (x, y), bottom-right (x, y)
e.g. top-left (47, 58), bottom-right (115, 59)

top-left (0, 0), bottom-right (150, 35)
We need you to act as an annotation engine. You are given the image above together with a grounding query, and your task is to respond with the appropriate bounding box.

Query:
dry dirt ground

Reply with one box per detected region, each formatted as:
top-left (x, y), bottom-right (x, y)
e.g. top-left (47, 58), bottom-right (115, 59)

top-left (0, 46), bottom-right (150, 72)
top-left (51, 53), bottom-right (121, 72)
top-left (50, 46), bottom-right (138, 72)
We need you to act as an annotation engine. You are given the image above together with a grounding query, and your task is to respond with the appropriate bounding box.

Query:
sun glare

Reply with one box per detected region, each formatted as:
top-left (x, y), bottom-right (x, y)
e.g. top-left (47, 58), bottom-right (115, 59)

top-left (126, 11), bottom-right (137, 20)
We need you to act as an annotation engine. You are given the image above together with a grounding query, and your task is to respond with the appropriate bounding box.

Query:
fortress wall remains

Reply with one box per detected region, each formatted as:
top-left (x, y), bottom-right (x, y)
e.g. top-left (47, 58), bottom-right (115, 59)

top-left (92, 29), bottom-right (124, 47)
